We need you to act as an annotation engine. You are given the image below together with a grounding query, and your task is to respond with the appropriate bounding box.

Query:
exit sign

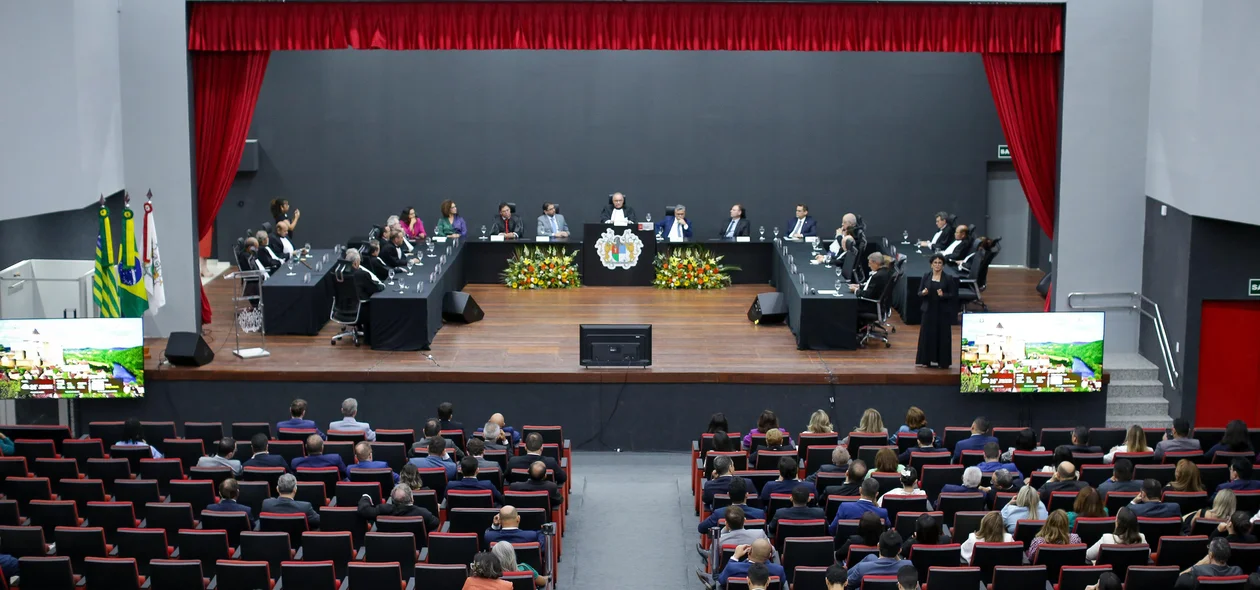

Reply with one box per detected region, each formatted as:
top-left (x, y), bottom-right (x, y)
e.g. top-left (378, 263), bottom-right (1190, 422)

top-left (1250, 278), bottom-right (1260, 296)
top-left (998, 145), bottom-right (1011, 159)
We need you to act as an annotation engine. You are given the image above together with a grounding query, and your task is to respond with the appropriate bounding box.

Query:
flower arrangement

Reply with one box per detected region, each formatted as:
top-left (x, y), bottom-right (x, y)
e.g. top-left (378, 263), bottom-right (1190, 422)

top-left (653, 246), bottom-right (740, 289)
top-left (501, 245), bottom-right (581, 290)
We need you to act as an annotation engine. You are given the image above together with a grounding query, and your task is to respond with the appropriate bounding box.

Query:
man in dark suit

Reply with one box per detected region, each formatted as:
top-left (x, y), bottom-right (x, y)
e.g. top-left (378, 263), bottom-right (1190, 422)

top-left (697, 477), bottom-right (765, 534)
top-left (379, 230), bottom-right (410, 271)
top-left (291, 435), bottom-right (348, 479)
top-left (702, 456), bottom-right (759, 511)
top-left (340, 250), bottom-right (384, 341)
top-left (489, 203), bottom-right (524, 239)
top-left (806, 446), bottom-right (850, 484)
top-left (919, 211), bottom-right (955, 252)
top-left (485, 505), bottom-right (546, 555)
top-left (1211, 458), bottom-right (1260, 500)
top-left (720, 204), bottom-right (751, 239)
top-left (1097, 458), bottom-right (1143, 500)
top-left (413, 419), bottom-right (464, 462)
top-left (951, 417), bottom-right (998, 463)
top-left (850, 253), bottom-right (893, 304)
top-left (656, 205), bottom-right (693, 240)
top-left (1063, 426), bottom-right (1103, 455)
top-left (436, 402), bottom-right (466, 438)
top-left (1038, 462), bottom-right (1088, 505)
top-left (1129, 478), bottom-right (1181, 517)
top-left (898, 428), bottom-right (948, 465)
top-left (237, 238), bottom-right (267, 305)
top-left (938, 466), bottom-right (985, 505)
top-left (759, 456), bottom-right (817, 508)
top-left (769, 485), bottom-right (826, 537)
top-left (939, 224), bottom-right (973, 265)
top-left (270, 220), bottom-right (297, 260)
top-left (357, 482), bottom-right (438, 533)
top-left (242, 433), bottom-right (289, 472)
top-left (347, 442), bottom-right (398, 484)
top-left (465, 438), bottom-right (499, 472)
top-left (262, 474), bottom-right (321, 528)
top-left (205, 478), bottom-right (255, 524)
top-left (509, 461), bottom-right (563, 509)
top-left (599, 192), bottom-right (636, 225)
top-left (363, 240), bottom-right (391, 282)
top-left (507, 433), bottom-right (567, 486)
top-left (785, 204), bottom-right (816, 240)
top-left (985, 468), bottom-right (1023, 506)
top-left (820, 460), bottom-right (867, 507)
top-left (255, 231), bottom-right (282, 274)
top-left (447, 456), bottom-right (505, 506)
top-left (277, 398), bottom-right (325, 440)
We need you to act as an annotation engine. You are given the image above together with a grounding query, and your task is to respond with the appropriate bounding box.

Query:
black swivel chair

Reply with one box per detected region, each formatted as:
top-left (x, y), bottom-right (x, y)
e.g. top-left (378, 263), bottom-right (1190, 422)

top-left (857, 265), bottom-right (901, 348)
top-left (959, 247), bottom-right (996, 312)
top-left (329, 260), bottom-right (363, 347)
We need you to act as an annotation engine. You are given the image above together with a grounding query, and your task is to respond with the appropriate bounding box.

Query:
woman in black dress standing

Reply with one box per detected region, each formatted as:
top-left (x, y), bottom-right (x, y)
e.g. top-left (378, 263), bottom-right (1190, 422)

top-left (916, 253), bottom-right (958, 368)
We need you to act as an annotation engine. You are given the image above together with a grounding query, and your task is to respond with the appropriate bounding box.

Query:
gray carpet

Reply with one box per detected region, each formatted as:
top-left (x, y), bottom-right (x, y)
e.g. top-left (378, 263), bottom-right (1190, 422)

top-left (555, 451), bottom-right (700, 589)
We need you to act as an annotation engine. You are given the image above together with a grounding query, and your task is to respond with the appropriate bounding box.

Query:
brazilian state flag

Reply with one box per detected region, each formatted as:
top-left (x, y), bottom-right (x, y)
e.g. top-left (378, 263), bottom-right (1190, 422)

top-left (117, 206), bottom-right (148, 317)
top-left (93, 206), bottom-right (121, 318)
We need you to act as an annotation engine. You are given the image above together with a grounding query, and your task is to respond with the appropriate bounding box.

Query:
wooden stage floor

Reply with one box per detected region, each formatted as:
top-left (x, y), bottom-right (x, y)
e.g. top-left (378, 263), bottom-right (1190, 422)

top-left (148, 268), bottom-right (1045, 385)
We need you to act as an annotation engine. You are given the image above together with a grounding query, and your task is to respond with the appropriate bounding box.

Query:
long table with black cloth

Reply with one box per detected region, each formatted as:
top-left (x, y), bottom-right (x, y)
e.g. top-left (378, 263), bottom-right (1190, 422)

top-left (770, 240), bottom-right (858, 350)
top-left (260, 249), bottom-right (340, 335)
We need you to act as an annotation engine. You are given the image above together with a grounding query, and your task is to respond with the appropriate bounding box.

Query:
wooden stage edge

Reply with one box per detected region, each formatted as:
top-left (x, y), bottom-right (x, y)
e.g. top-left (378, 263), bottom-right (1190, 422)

top-left (148, 269), bottom-right (1048, 386)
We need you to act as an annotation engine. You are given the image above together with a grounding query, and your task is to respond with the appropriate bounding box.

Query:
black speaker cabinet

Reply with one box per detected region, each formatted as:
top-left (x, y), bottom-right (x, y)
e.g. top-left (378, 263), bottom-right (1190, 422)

top-left (748, 292), bottom-right (788, 325)
top-left (442, 291), bottom-right (484, 323)
top-left (166, 331), bottom-right (215, 366)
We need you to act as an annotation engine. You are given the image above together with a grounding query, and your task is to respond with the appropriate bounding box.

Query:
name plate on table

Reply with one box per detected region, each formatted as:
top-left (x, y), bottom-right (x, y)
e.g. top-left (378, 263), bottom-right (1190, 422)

top-left (612, 220), bottom-right (629, 227)
top-left (669, 236), bottom-right (684, 243)
top-left (736, 236), bottom-right (751, 242)
top-left (805, 236), bottom-right (819, 243)
top-left (433, 237), bottom-right (447, 243)
top-left (535, 236), bottom-right (550, 242)
top-left (490, 234), bottom-right (505, 242)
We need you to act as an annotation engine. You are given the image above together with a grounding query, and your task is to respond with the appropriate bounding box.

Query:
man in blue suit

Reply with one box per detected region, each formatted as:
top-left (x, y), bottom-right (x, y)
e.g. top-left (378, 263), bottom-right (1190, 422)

top-left (205, 478), bottom-right (254, 524)
top-left (447, 456), bottom-right (504, 506)
top-left (1129, 478), bottom-right (1182, 517)
top-left (830, 479), bottom-right (888, 535)
top-left (951, 417), bottom-right (998, 463)
top-left (975, 442), bottom-right (1020, 476)
top-left (485, 505), bottom-right (546, 554)
top-left (277, 398), bottom-right (325, 440)
top-left (242, 433), bottom-right (289, 472)
top-left (291, 434), bottom-right (348, 479)
top-left (702, 455), bottom-right (758, 511)
top-left (656, 205), bottom-right (693, 240)
top-left (697, 477), bottom-right (764, 534)
top-left (714, 540), bottom-right (786, 590)
top-left (1211, 458), bottom-right (1260, 500)
top-left (347, 441), bottom-right (399, 484)
top-left (785, 204), bottom-right (817, 240)
top-left (759, 456), bottom-right (817, 509)
top-left (409, 436), bottom-right (457, 481)
top-left (898, 428), bottom-right (949, 465)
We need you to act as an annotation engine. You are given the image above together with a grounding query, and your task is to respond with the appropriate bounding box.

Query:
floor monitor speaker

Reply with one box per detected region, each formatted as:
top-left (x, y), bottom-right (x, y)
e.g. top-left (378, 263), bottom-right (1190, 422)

top-left (442, 291), bottom-right (485, 323)
top-left (166, 331), bottom-right (215, 366)
top-left (748, 292), bottom-right (788, 325)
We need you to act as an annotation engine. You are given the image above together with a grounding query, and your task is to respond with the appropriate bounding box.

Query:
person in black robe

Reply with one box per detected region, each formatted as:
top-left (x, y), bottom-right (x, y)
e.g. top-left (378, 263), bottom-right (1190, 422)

top-left (916, 253), bottom-right (958, 368)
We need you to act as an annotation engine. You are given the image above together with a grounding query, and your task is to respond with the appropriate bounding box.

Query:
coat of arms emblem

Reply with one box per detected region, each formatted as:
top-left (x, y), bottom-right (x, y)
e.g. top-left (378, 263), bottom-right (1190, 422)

top-left (595, 228), bottom-right (643, 270)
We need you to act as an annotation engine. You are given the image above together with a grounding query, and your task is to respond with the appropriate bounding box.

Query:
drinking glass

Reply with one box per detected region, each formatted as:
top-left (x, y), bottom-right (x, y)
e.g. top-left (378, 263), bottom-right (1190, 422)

top-left (835, 266), bottom-right (843, 279)
top-left (758, 226), bottom-right (765, 241)
top-left (655, 230), bottom-right (663, 241)
top-left (479, 226), bottom-right (488, 240)
top-left (645, 213), bottom-right (652, 223)
top-left (902, 230), bottom-right (910, 244)
top-left (835, 279), bottom-right (844, 292)
top-left (773, 227), bottom-right (780, 239)
top-left (303, 272), bottom-right (310, 284)
top-left (427, 240), bottom-right (436, 257)
top-left (791, 263), bottom-right (797, 274)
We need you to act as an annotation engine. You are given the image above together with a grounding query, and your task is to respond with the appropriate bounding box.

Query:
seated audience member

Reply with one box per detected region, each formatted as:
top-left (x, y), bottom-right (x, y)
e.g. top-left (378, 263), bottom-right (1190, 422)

top-left (329, 397), bottom-right (376, 441)
top-left (824, 563), bottom-right (848, 590)
top-left (1001, 485), bottom-right (1046, 533)
top-left (1174, 538), bottom-right (1243, 589)
top-left (116, 417), bottom-right (164, 459)
top-left (197, 437), bottom-right (243, 476)
top-left (939, 466), bottom-right (984, 505)
top-left (600, 192), bottom-right (637, 225)
top-left (892, 407), bottom-right (929, 445)
top-left (900, 513), bottom-right (945, 558)
top-left (278, 398), bottom-right (325, 440)
top-left (357, 482), bottom-right (439, 532)
top-left (206, 478), bottom-right (255, 524)
top-left (379, 229), bottom-right (410, 270)
top-left (489, 202), bottom-right (524, 239)
top-left (341, 249), bottom-right (384, 300)
top-left (898, 428), bottom-right (948, 465)
top-left (745, 562), bottom-right (774, 590)
top-left (744, 409), bottom-right (795, 450)
top-left (760, 456), bottom-right (816, 505)
top-left (1040, 446), bottom-right (1075, 474)
top-left (1130, 478), bottom-right (1182, 517)
top-left (482, 422), bottom-right (510, 452)
top-left (1026, 509), bottom-right (1081, 563)
top-left (1213, 510), bottom-right (1258, 544)
top-left (466, 438), bottom-right (498, 471)
top-left (1154, 418), bottom-right (1201, 461)
top-left (437, 402), bottom-right (466, 436)
top-left (1087, 572), bottom-right (1123, 590)
top-left (721, 204), bottom-right (750, 239)
top-left (698, 477), bottom-right (765, 535)
top-left (262, 474), bottom-right (321, 529)
top-left (879, 467), bottom-right (927, 507)
top-left (918, 212), bottom-right (954, 251)
top-left (1166, 459), bottom-right (1206, 493)
top-left (703, 456), bottom-right (758, 511)
top-left (785, 204), bottom-right (816, 239)
top-left (983, 469), bottom-right (1022, 506)
top-left (1213, 458), bottom-right (1260, 499)
top-left (867, 448), bottom-right (904, 480)
top-left (999, 427), bottom-right (1043, 462)
top-left (485, 505), bottom-right (546, 557)
top-left (347, 441), bottom-right (399, 484)
top-left (243, 433), bottom-right (289, 471)
top-left (718, 506), bottom-right (779, 562)
top-left (656, 204), bottom-right (693, 240)
top-left (1206, 420), bottom-right (1254, 464)
top-left (1039, 462), bottom-right (1088, 505)
top-left (845, 530), bottom-right (914, 589)
top-left (508, 461), bottom-right (563, 509)
top-left (486, 413), bottom-right (520, 447)
top-left (821, 460), bottom-right (868, 506)
top-left (464, 551), bottom-right (511, 590)
top-left (831, 478), bottom-right (889, 535)
top-left (707, 539), bottom-right (785, 590)
top-left (838, 512), bottom-right (884, 567)
top-left (952, 417), bottom-right (997, 463)
top-left (758, 428), bottom-right (796, 459)
top-left (409, 437), bottom-right (457, 481)
top-left (806, 409), bottom-right (835, 434)
top-left (712, 431), bottom-right (738, 453)
top-left (1085, 506), bottom-right (1145, 562)
top-left (1098, 458), bottom-right (1143, 499)
top-left (255, 231), bottom-right (282, 273)
top-left (841, 408), bottom-right (887, 447)
top-left (447, 456), bottom-right (505, 506)
top-left (491, 541), bottom-right (549, 589)
top-left (1066, 486), bottom-right (1107, 528)
top-left (1104, 425), bottom-right (1150, 463)
top-left (434, 200), bottom-right (467, 238)
top-left (414, 419), bottom-right (464, 461)
top-left (363, 240), bottom-right (390, 282)
top-left (976, 442), bottom-right (1020, 475)
top-left (770, 485), bottom-right (826, 536)
top-left (960, 511), bottom-right (1013, 564)
top-left (400, 464), bottom-right (426, 492)
top-left (1188, 490), bottom-right (1236, 531)
top-left (848, 252), bottom-right (892, 297)
top-left (508, 433), bottom-right (567, 485)
top-left (807, 446), bottom-right (851, 484)
top-left (897, 564), bottom-right (919, 590)
top-left (1066, 426), bottom-right (1104, 455)
top-left (292, 435), bottom-right (349, 480)
top-left (536, 202), bottom-right (569, 239)
top-left (707, 413), bottom-right (730, 434)
top-left (938, 224), bottom-right (972, 264)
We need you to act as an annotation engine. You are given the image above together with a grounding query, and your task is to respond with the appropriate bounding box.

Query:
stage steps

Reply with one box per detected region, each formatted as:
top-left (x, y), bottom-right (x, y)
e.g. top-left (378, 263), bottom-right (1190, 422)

top-left (1104, 353), bottom-right (1173, 428)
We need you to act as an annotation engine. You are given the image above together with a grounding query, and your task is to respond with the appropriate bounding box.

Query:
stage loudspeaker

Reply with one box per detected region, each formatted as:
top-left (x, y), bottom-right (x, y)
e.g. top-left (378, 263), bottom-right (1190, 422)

top-left (166, 331), bottom-right (215, 366)
top-left (748, 292), bottom-right (787, 325)
top-left (442, 291), bottom-right (485, 323)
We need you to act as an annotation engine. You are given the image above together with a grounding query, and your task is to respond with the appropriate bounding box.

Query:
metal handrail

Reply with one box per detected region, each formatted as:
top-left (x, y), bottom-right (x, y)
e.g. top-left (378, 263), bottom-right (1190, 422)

top-left (1066, 291), bottom-right (1179, 389)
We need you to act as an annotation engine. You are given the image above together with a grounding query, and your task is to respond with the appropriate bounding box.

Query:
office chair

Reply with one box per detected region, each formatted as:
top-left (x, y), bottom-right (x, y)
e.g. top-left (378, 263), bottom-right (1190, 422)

top-left (958, 247), bottom-right (995, 312)
top-left (857, 269), bottom-right (899, 348)
top-left (329, 260), bottom-right (363, 346)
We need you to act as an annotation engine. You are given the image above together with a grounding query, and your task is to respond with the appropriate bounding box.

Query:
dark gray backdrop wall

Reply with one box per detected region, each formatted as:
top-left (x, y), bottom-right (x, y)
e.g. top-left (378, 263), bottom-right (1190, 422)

top-left (218, 50), bottom-right (1005, 255)
top-left (0, 191), bottom-right (126, 271)
top-left (1140, 197), bottom-right (1191, 416)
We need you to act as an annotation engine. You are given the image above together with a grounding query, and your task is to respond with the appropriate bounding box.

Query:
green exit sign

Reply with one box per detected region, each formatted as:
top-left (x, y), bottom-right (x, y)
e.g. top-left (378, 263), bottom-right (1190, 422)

top-left (1250, 278), bottom-right (1260, 296)
top-left (998, 145), bottom-right (1011, 159)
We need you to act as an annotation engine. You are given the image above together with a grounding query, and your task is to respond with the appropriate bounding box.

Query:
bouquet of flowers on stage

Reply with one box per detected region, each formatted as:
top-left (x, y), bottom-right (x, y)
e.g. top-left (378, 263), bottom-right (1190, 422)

top-left (653, 246), bottom-right (739, 290)
top-left (501, 245), bottom-right (580, 290)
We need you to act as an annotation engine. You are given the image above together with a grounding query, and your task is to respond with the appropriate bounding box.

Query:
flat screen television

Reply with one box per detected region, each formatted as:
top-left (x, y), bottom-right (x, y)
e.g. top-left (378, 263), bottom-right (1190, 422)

top-left (960, 312), bottom-right (1104, 393)
top-left (0, 318), bottom-right (144, 398)
top-left (580, 324), bottom-right (652, 367)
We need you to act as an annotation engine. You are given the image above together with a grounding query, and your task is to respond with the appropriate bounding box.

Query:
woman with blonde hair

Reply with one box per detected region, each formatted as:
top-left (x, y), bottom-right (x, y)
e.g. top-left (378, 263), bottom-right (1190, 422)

top-left (1001, 485), bottom-right (1046, 533)
top-left (1026, 510), bottom-right (1081, 562)
top-left (1104, 425), bottom-right (1151, 463)
top-left (841, 408), bottom-right (887, 446)
top-left (1187, 488), bottom-right (1236, 529)
top-left (893, 406), bottom-right (929, 444)
top-left (960, 511), bottom-right (1013, 563)
top-left (807, 410), bottom-right (834, 434)
top-left (1166, 459), bottom-right (1205, 493)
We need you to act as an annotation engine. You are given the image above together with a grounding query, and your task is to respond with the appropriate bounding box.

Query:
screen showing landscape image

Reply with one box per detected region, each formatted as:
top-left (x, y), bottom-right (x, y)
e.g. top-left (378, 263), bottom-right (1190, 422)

top-left (960, 312), bottom-right (1104, 393)
top-left (0, 318), bottom-right (144, 399)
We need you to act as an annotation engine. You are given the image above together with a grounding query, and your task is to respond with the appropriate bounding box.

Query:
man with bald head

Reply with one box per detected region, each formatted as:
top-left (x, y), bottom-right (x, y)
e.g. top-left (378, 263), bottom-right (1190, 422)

top-left (508, 461), bottom-right (562, 508)
top-left (1039, 460), bottom-right (1087, 505)
top-left (271, 220), bottom-right (296, 258)
top-left (291, 434), bottom-right (348, 479)
top-left (706, 538), bottom-right (786, 590)
top-left (485, 413), bottom-right (520, 447)
top-left (485, 505), bottom-right (546, 555)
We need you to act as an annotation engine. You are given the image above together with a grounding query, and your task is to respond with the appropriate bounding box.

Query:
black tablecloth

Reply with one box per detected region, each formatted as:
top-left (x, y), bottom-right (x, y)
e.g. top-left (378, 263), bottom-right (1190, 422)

top-left (262, 249), bottom-right (339, 335)
top-left (660, 240), bottom-right (775, 285)
top-left (370, 240), bottom-right (466, 351)
top-left (462, 239), bottom-right (584, 284)
top-left (772, 240), bottom-right (857, 350)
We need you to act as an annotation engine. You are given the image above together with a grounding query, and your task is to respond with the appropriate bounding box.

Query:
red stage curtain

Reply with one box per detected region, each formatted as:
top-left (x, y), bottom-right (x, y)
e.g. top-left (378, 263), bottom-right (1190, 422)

top-left (189, 2), bottom-right (1063, 53)
top-left (193, 51), bottom-right (271, 324)
top-left (983, 53), bottom-right (1059, 241)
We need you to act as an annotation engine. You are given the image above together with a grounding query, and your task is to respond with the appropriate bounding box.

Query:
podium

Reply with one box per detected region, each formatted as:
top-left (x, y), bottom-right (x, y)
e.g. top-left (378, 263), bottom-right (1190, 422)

top-left (582, 223), bottom-right (657, 286)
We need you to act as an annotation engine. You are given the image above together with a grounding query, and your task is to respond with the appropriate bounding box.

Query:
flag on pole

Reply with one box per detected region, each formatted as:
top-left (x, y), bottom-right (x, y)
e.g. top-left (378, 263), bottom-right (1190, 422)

top-left (117, 202), bottom-right (149, 318)
top-left (142, 196), bottom-right (165, 311)
top-left (92, 204), bottom-right (122, 318)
